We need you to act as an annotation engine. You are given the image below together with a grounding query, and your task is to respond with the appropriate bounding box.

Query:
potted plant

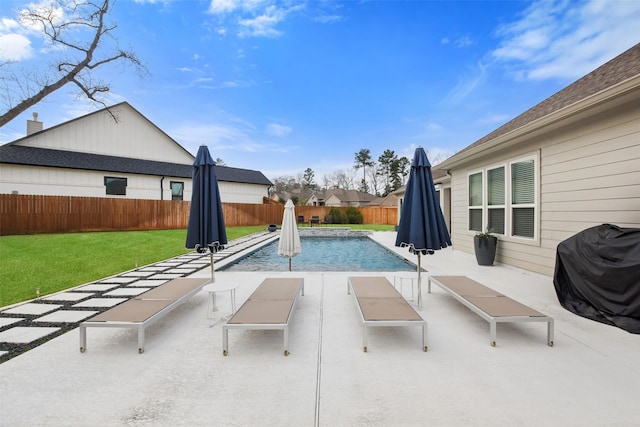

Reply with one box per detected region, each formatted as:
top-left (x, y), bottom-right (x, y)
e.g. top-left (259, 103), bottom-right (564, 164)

top-left (474, 228), bottom-right (498, 266)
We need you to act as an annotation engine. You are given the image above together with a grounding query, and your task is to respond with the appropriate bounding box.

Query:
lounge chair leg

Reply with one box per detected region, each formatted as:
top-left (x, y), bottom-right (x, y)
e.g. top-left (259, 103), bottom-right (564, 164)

top-left (284, 325), bottom-right (289, 356)
top-left (223, 327), bottom-right (228, 356)
top-left (547, 319), bottom-right (554, 346)
top-left (79, 325), bottom-right (87, 353)
top-left (490, 322), bottom-right (497, 347)
top-left (423, 324), bottom-right (428, 352)
top-left (362, 325), bottom-right (368, 352)
top-left (138, 327), bottom-right (145, 354)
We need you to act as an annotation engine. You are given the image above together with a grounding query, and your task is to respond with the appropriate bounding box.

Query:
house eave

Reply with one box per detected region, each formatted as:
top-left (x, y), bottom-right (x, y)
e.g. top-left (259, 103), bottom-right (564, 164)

top-left (437, 73), bottom-right (640, 170)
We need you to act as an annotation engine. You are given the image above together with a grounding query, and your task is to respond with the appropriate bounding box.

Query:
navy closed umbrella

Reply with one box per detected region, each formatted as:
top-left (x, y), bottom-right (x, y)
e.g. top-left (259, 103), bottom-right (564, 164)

top-left (395, 147), bottom-right (451, 308)
top-left (186, 145), bottom-right (228, 282)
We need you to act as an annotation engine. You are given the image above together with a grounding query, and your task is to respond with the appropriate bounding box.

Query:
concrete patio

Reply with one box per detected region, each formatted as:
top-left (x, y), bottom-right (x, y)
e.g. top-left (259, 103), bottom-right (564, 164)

top-left (1, 231), bottom-right (638, 426)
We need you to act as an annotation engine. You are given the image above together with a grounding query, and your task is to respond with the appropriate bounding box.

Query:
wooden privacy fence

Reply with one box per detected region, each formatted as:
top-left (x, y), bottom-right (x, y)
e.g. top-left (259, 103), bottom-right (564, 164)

top-left (0, 194), bottom-right (398, 235)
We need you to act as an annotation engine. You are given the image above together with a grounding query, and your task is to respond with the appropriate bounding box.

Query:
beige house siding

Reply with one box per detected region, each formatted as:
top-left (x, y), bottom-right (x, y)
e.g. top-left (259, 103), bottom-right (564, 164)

top-left (324, 194), bottom-right (342, 207)
top-left (0, 164), bottom-right (192, 200)
top-left (218, 181), bottom-right (270, 204)
top-left (17, 103), bottom-right (194, 164)
top-left (449, 99), bottom-right (640, 276)
top-left (1, 102), bottom-right (272, 204)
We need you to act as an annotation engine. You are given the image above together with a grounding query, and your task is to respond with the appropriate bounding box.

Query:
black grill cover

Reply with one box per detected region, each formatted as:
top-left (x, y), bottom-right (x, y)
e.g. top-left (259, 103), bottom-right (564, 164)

top-left (553, 224), bottom-right (640, 333)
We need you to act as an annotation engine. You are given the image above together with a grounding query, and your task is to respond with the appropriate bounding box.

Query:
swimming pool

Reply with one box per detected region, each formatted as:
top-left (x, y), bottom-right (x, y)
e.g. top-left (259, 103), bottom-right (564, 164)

top-left (221, 236), bottom-right (416, 272)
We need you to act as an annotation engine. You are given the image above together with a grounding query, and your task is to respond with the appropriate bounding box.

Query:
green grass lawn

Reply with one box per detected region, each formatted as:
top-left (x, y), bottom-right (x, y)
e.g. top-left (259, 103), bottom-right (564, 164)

top-left (0, 226), bottom-right (264, 307)
top-left (0, 224), bottom-right (394, 307)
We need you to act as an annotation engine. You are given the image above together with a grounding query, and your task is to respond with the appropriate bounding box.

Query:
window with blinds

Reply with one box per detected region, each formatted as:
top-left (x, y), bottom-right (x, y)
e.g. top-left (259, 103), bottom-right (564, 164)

top-left (466, 154), bottom-right (538, 241)
top-left (487, 166), bottom-right (505, 234)
top-left (511, 160), bottom-right (535, 238)
top-left (468, 172), bottom-right (483, 232)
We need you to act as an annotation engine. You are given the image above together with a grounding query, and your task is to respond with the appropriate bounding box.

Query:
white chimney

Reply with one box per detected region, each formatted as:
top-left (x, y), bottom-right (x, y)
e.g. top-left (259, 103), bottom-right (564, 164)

top-left (27, 112), bottom-right (43, 135)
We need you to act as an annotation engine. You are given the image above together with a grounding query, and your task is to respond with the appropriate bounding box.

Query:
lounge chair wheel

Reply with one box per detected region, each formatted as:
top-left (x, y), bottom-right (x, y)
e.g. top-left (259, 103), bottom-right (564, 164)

top-left (138, 348), bottom-right (144, 354)
top-left (424, 346), bottom-right (428, 352)
top-left (549, 341), bottom-right (554, 347)
top-left (284, 350), bottom-right (289, 356)
top-left (80, 347), bottom-right (85, 353)
top-left (223, 350), bottom-right (228, 356)
top-left (491, 341), bottom-right (496, 347)
top-left (363, 346), bottom-right (367, 353)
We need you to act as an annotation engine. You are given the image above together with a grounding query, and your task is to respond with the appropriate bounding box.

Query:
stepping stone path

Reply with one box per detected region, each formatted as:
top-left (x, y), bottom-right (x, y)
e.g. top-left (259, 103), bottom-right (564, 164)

top-left (0, 232), bottom-right (275, 363)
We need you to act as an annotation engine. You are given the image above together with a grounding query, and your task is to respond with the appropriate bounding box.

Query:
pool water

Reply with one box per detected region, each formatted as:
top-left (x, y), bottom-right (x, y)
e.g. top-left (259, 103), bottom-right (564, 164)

top-left (221, 236), bottom-right (416, 272)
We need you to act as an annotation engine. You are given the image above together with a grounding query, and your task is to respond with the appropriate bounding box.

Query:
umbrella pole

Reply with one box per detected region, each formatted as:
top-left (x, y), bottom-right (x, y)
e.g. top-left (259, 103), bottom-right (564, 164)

top-left (210, 252), bottom-right (215, 282)
top-left (417, 253), bottom-right (422, 309)
top-left (210, 251), bottom-right (217, 310)
top-left (288, 257), bottom-right (292, 271)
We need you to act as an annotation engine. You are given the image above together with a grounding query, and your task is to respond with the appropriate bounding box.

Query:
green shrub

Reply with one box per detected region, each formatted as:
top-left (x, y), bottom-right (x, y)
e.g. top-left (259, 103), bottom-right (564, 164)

top-left (328, 207), bottom-right (345, 224)
top-left (345, 207), bottom-right (363, 224)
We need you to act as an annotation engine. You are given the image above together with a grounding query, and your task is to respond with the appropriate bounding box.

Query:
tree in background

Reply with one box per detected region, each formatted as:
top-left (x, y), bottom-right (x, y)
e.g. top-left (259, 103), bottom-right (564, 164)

top-left (378, 149), bottom-right (397, 195)
top-left (391, 155), bottom-right (410, 190)
top-left (368, 163), bottom-right (383, 196)
top-left (270, 149), bottom-right (413, 199)
top-left (0, 0), bottom-right (146, 128)
top-left (354, 148), bottom-right (374, 193)
top-left (302, 168), bottom-right (317, 190)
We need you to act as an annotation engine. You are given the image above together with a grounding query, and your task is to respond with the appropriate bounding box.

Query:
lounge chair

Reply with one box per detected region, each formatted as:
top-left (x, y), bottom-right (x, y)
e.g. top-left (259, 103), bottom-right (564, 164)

top-left (79, 277), bottom-right (209, 354)
top-left (310, 216), bottom-right (320, 227)
top-left (348, 276), bottom-right (427, 352)
top-left (297, 215), bottom-right (305, 225)
top-left (223, 277), bottom-right (304, 356)
top-left (427, 275), bottom-right (554, 346)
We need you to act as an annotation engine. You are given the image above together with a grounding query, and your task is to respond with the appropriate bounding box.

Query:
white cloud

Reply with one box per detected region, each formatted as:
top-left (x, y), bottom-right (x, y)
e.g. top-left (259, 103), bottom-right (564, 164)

top-left (208, 0), bottom-right (240, 14)
top-left (492, 0), bottom-right (640, 81)
top-left (206, 1), bottom-right (304, 38)
top-left (443, 61), bottom-right (488, 106)
top-left (238, 5), bottom-right (286, 38)
top-left (478, 114), bottom-right (511, 125)
top-left (208, 0), bottom-right (274, 15)
top-left (266, 123), bottom-right (292, 137)
top-left (427, 122), bottom-right (443, 131)
top-left (169, 113), bottom-right (292, 159)
top-left (0, 33), bottom-right (32, 61)
top-left (314, 14), bottom-right (343, 24)
top-left (454, 36), bottom-right (474, 48)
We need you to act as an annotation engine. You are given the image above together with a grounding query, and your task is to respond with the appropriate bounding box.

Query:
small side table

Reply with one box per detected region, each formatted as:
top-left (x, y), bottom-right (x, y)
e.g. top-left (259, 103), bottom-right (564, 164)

top-left (393, 273), bottom-right (418, 302)
top-left (203, 282), bottom-right (239, 319)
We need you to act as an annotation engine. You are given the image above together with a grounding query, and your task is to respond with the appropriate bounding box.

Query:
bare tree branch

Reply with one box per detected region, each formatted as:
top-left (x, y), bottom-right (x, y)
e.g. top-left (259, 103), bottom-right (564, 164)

top-left (0, 0), bottom-right (147, 128)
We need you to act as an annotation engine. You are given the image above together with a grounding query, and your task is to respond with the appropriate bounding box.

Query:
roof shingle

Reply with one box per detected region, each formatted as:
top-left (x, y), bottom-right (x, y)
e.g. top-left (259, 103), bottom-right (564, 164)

top-left (0, 145), bottom-right (272, 186)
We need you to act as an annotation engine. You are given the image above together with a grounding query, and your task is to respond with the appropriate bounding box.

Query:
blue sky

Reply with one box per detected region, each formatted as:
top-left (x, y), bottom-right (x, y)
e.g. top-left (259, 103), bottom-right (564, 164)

top-left (1, 0), bottom-right (639, 183)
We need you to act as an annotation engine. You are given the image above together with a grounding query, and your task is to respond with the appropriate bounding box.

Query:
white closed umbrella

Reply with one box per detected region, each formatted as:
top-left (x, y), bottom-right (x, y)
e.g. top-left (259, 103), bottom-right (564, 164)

top-left (278, 199), bottom-right (302, 271)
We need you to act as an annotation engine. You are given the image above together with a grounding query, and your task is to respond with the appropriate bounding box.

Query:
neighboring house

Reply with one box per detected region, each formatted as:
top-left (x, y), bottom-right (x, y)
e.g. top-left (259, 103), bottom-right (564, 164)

top-left (269, 188), bottom-right (314, 205)
top-left (431, 43), bottom-right (640, 276)
top-left (367, 193), bottom-right (398, 207)
top-left (0, 102), bottom-right (272, 203)
top-left (306, 189), bottom-right (376, 207)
